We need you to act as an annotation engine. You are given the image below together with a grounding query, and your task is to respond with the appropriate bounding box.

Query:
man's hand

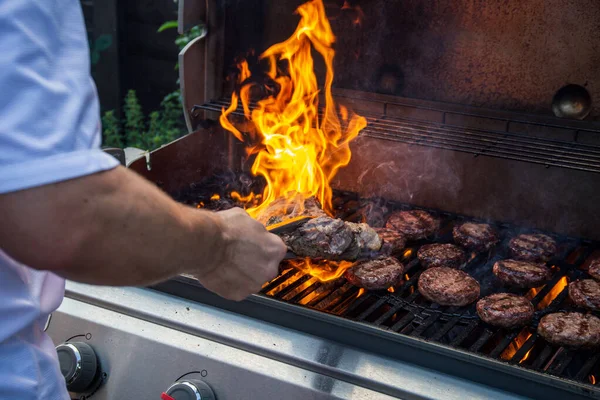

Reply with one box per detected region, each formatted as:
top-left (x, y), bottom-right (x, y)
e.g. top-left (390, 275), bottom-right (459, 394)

top-left (0, 166), bottom-right (287, 301)
top-left (195, 208), bottom-right (287, 301)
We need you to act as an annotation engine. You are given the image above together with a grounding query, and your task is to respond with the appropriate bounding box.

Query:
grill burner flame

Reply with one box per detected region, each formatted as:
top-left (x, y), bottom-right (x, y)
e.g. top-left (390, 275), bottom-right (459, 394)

top-left (219, 0), bottom-right (367, 220)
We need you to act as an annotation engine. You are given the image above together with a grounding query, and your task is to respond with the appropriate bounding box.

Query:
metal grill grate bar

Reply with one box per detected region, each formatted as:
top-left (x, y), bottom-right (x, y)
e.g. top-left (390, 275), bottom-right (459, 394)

top-left (196, 100), bottom-right (600, 174)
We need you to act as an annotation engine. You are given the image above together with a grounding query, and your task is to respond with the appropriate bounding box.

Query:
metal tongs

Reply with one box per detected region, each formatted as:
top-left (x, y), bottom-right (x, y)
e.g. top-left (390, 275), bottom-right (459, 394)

top-left (267, 216), bottom-right (314, 260)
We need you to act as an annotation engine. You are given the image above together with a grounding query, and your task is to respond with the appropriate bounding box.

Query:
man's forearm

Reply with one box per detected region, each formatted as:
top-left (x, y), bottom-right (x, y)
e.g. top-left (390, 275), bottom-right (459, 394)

top-left (0, 166), bottom-right (224, 285)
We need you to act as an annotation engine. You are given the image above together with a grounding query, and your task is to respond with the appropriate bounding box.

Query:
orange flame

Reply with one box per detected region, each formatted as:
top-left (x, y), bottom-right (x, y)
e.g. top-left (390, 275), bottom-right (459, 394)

top-left (287, 258), bottom-right (354, 282)
top-left (501, 329), bottom-right (532, 361)
top-left (590, 375), bottom-right (597, 385)
top-left (219, 0), bottom-right (367, 219)
top-left (537, 276), bottom-right (568, 309)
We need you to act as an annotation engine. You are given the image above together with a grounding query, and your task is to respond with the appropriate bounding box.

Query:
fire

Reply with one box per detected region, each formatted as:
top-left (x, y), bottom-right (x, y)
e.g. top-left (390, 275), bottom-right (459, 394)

top-left (219, 0), bottom-right (367, 220)
top-left (387, 286), bottom-right (395, 293)
top-left (536, 276), bottom-right (568, 309)
top-left (590, 375), bottom-right (597, 385)
top-left (210, 194), bottom-right (220, 201)
top-left (287, 258), bottom-right (354, 282)
top-left (501, 329), bottom-right (532, 361)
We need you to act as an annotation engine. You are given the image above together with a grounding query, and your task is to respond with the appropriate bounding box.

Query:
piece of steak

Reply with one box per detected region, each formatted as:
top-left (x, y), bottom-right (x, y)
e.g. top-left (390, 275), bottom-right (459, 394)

top-left (282, 216), bottom-right (381, 261)
top-left (374, 228), bottom-right (406, 255)
top-left (417, 243), bottom-right (466, 269)
top-left (258, 195), bottom-right (327, 226)
top-left (508, 233), bottom-right (557, 262)
top-left (538, 312), bottom-right (600, 348)
top-left (452, 222), bottom-right (499, 252)
top-left (344, 257), bottom-right (405, 290)
top-left (569, 279), bottom-right (600, 311)
top-left (588, 259), bottom-right (600, 281)
top-left (492, 259), bottom-right (552, 288)
top-left (385, 210), bottom-right (439, 240)
top-left (476, 293), bottom-right (534, 328)
top-left (418, 267), bottom-right (480, 306)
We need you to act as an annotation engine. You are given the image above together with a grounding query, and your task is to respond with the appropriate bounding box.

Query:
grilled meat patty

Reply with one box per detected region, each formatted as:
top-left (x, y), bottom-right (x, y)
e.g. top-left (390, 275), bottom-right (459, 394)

top-left (588, 259), bottom-right (600, 281)
top-left (493, 259), bottom-right (552, 288)
top-left (508, 233), bottom-right (557, 262)
top-left (418, 267), bottom-right (480, 306)
top-left (538, 312), bottom-right (600, 348)
top-left (569, 279), bottom-right (600, 311)
top-left (374, 228), bottom-right (406, 255)
top-left (385, 210), bottom-right (440, 240)
top-left (344, 257), bottom-right (404, 290)
top-left (476, 293), bottom-right (534, 328)
top-left (452, 222), bottom-right (499, 252)
top-left (282, 216), bottom-right (381, 261)
top-left (417, 243), bottom-right (466, 269)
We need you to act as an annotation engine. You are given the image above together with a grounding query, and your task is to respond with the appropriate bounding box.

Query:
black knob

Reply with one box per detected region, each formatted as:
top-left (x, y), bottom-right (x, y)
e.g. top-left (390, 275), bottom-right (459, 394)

top-left (56, 342), bottom-right (98, 393)
top-left (164, 379), bottom-right (215, 400)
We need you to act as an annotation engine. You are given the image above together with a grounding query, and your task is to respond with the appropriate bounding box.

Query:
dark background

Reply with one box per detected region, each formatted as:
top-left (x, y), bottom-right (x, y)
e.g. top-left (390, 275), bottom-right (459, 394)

top-left (82, 0), bottom-right (180, 115)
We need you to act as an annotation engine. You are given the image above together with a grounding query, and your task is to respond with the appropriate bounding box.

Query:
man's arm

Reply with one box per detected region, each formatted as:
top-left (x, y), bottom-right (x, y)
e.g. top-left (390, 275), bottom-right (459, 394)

top-left (0, 165), bottom-right (286, 301)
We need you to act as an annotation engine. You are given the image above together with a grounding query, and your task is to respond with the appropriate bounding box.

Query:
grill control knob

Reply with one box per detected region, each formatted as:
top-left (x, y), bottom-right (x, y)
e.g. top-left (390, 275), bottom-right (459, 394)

top-left (55, 342), bottom-right (98, 393)
top-left (162, 379), bottom-right (215, 400)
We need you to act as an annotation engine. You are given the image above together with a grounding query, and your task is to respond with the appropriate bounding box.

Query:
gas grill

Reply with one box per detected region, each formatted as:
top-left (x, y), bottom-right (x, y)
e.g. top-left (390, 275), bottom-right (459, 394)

top-left (47, 0), bottom-right (600, 399)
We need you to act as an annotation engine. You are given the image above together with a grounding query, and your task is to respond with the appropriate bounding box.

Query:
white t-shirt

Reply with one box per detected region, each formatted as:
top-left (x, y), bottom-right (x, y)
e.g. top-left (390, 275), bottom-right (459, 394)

top-left (0, 1), bottom-right (119, 399)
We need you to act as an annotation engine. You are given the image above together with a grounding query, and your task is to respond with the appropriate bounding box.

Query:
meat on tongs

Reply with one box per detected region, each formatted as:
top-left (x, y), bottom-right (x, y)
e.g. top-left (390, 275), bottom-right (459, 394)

top-left (263, 197), bottom-right (382, 261)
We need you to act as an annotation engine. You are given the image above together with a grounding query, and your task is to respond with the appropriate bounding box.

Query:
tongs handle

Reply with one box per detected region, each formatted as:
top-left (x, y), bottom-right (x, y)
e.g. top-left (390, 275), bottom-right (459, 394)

top-left (266, 216), bottom-right (314, 236)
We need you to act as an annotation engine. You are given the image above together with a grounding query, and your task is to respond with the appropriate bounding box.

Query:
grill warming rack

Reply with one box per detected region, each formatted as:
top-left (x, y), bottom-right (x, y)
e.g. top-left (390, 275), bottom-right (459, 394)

top-left (193, 99), bottom-right (600, 174)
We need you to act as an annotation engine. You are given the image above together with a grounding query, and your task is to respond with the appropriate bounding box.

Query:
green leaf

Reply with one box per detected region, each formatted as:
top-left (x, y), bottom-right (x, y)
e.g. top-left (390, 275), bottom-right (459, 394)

top-left (158, 20), bottom-right (178, 32)
top-left (90, 50), bottom-right (100, 65)
top-left (95, 34), bottom-right (113, 52)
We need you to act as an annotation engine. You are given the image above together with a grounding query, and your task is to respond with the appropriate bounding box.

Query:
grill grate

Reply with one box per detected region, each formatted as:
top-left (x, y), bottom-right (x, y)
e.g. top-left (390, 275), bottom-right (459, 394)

top-left (253, 195), bottom-right (600, 390)
top-left (193, 99), bottom-right (600, 174)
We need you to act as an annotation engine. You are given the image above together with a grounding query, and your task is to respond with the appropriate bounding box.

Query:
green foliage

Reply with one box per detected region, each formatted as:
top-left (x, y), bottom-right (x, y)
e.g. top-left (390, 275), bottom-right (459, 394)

top-left (101, 110), bottom-right (123, 148)
top-left (100, 17), bottom-right (205, 150)
top-left (123, 90), bottom-right (146, 149)
top-left (101, 90), bottom-right (185, 151)
top-left (89, 34), bottom-right (113, 65)
top-left (157, 20), bottom-right (178, 32)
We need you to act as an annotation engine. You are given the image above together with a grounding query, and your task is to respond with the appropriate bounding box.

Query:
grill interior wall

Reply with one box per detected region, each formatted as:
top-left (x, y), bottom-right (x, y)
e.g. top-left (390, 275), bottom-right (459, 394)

top-left (226, 0), bottom-right (600, 119)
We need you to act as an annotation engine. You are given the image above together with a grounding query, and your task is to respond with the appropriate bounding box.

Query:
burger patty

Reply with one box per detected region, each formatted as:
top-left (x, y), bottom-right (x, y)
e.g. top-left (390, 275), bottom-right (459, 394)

top-left (418, 267), bottom-right (480, 306)
top-left (417, 243), bottom-right (466, 269)
top-left (588, 259), bottom-right (600, 281)
top-left (374, 228), bottom-right (406, 255)
top-left (569, 279), bottom-right (600, 311)
top-left (476, 293), bottom-right (534, 328)
top-left (344, 257), bottom-right (404, 290)
top-left (452, 222), bottom-right (499, 252)
top-left (493, 259), bottom-right (552, 288)
top-left (385, 210), bottom-right (439, 240)
top-left (538, 312), bottom-right (600, 348)
top-left (508, 233), bottom-right (557, 262)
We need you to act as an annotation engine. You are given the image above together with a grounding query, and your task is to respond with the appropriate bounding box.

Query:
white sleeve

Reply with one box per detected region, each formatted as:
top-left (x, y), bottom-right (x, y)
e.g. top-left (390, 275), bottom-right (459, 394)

top-left (0, 0), bottom-right (119, 194)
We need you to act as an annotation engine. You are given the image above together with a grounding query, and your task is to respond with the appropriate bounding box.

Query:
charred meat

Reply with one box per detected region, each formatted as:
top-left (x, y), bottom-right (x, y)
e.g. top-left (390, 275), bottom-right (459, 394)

top-left (538, 312), bottom-right (600, 348)
top-left (493, 259), bottom-right (552, 288)
top-left (418, 267), bottom-right (480, 306)
top-left (508, 233), bottom-right (557, 262)
top-left (476, 293), bottom-right (534, 328)
top-left (452, 222), bottom-right (499, 252)
top-left (281, 216), bottom-right (381, 261)
top-left (569, 279), bottom-right (600, 311)
top-left (258, 196), bottom-right (327, 226)
top-left (344, 257), bottom-right (404, 290)
top-left (385, 210), bottom-right (439, 240)
top-left (374, 228), bottom-right (406, 255)
top-left (588, 259), bottom-right (600, 281)
top-left (417, 243), bottom-right (466, 269)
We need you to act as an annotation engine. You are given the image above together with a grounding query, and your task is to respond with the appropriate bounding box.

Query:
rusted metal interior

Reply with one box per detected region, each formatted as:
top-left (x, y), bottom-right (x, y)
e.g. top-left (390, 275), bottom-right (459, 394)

top-left (132, 0), bottom-right (600, 398)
